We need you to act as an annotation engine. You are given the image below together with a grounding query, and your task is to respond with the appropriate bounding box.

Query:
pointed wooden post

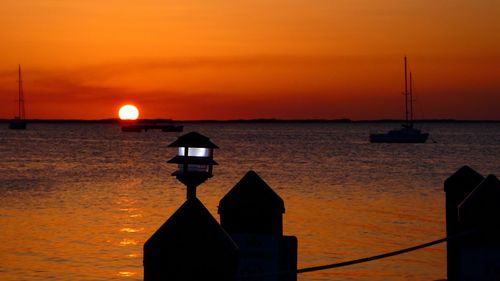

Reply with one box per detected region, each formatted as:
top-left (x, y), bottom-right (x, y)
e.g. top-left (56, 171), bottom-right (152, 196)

top-left (219, 170), bottom-right (297, 281)
top-left (144, 198), bottom-right (238, 281)
top-left (444, 166), bottom-right (484, 281)
top-left (456, 175), bottom-right (500, 280)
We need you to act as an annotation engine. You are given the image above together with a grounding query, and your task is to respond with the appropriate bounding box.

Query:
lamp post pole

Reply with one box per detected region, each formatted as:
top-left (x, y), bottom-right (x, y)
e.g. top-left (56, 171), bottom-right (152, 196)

top-left (144, 132), bottom-right (238, 281)
top-left (178, 176), bottom-right (205, 200)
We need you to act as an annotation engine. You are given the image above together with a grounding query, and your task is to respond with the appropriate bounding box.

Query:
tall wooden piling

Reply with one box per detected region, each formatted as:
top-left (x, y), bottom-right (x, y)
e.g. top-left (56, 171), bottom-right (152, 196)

top-left (456, 174), bottom-right (500, 281)
top-left (219, 170), bottom-right (285, 236)
top-left (444, 166), bottom-right (484, 281)
top-left (219, 170), bottom-right (297, 281)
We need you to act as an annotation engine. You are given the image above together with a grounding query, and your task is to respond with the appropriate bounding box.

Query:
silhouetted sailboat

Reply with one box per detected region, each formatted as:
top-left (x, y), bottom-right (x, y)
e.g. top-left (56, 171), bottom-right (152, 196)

top-left (9, 65), bottom-right (27, 130)
top-left (370, 57), bottom-right (428, 143)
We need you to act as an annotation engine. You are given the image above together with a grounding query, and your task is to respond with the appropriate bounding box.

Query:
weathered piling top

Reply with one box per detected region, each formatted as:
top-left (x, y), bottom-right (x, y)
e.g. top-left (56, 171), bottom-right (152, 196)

top-left (219, 170), bottom-right (285, 214)
top-left (444, 165), bottom-right (484, 193)
top-left (458, 174), bottom-right (500, 225)
top-left (218, 170), bottom-right (285, 236)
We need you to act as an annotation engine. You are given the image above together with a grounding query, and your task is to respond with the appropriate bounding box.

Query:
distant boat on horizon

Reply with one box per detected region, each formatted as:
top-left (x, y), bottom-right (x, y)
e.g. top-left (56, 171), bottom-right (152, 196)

top-left (9, 65), bottom-right (27, 130)
top-left (370, 57), bottom-right (429, 143)
top-left (121, 122), bottom-right (183, 133)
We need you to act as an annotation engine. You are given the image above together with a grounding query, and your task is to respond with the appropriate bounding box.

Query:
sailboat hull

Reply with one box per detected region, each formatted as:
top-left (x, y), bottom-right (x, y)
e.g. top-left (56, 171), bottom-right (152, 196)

top-left (370, 128), bottom-right (428, 143)
top-left (9, 120), bottom-right (27, 130)
top-left (369, 134), bottom-right (428, 143)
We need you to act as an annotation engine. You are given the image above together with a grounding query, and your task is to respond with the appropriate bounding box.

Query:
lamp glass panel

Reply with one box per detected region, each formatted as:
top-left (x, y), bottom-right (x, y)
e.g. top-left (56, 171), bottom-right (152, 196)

top-left (178, 147), bottom-right (210, 157)
top-left (177, 164), bottom-right (209, 174)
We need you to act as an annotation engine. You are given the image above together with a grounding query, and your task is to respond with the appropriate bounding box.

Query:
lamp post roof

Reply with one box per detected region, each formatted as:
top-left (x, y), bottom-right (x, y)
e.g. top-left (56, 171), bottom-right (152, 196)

top-left (168, 132), bottom-right (219, 149)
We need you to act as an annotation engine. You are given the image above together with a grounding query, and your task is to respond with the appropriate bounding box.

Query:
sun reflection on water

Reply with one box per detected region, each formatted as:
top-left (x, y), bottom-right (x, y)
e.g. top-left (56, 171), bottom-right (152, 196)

top-left (120, 227), bottom-right (144, 233)
top-left (112, 181), bottom-right (145, 280)
top-left (117, 271), bottom-right (137, 277)
top-left (119, 239), bottom-right (138, 246)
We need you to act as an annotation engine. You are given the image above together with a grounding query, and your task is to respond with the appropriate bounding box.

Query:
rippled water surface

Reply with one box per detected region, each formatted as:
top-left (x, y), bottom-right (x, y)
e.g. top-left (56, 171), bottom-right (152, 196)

top-left (1, 122), bottom-right (499, 281)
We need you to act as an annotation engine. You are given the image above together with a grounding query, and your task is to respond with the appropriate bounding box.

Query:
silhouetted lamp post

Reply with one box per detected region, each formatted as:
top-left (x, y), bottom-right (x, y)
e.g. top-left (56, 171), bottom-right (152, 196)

top-left (167, 132), bottom-right (218, 200)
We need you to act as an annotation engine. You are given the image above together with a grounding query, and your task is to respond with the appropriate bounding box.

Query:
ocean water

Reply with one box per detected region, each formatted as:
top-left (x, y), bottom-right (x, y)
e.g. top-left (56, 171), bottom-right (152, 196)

top-left (0, 122), bottom-right (499, 281)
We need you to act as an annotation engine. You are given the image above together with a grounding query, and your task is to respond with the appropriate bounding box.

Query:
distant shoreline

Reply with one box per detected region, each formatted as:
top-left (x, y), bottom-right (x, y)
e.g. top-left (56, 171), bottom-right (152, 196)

top-left (1, 118), bottom-right (499, 124)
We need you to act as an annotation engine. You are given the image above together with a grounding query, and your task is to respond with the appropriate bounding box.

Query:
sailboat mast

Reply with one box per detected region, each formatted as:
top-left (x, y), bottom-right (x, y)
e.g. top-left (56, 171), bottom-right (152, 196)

top-left (18, 65), bottom-right (25, 120)
top-left (404, 56), bottom-right (409, 126)
top-left (409, 72), bottom-right (413, 127)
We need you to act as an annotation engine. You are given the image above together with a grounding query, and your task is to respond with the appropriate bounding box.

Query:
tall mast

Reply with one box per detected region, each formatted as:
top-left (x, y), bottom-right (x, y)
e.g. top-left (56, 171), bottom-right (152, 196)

top-left (404, 56), bottom-right (408, 126)
top-left (409, 72), bottom-right (413, 127)
top-left (18, 65), bottom-right (25, 120)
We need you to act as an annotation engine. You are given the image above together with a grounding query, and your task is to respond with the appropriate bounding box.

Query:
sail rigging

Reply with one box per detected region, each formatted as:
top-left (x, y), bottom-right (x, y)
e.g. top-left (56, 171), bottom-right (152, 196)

top-left (9, 65), bottom-right (27, 129)
top-left (17, 65), bottom-right (26, 120)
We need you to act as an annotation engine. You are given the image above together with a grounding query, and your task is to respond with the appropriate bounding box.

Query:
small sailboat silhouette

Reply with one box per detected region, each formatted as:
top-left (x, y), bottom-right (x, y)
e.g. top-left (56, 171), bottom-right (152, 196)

top-left (369, 57), bottom-right (429, 143)
top-left (9, 65), bottom-right (27, 130)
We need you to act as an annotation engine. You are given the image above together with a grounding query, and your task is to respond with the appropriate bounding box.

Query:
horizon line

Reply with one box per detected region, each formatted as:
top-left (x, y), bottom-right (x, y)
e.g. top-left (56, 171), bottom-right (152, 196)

top-left (1, 118), bottom-right (500, 123)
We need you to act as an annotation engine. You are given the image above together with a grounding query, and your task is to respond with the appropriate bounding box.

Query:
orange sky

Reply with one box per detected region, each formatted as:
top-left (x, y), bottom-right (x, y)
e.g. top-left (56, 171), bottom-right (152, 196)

top-left (0, 0), bottom-right (499, 120)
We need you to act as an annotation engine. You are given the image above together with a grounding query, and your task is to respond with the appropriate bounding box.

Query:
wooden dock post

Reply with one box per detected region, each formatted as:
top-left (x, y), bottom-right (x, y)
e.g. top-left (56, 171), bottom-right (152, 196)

top-left (143, 198), bottom-right (239, 281)
top-left (218, 170), bottom-right (297, 281)
top-left (444, 166), bottom-right (484, 281)
top-left (456, 175), bottom-right (500, 280)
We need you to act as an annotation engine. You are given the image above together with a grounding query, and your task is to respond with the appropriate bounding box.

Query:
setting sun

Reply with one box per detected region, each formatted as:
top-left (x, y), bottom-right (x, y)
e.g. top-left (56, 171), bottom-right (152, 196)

top-left (118, 105), bottom-right (139, 120)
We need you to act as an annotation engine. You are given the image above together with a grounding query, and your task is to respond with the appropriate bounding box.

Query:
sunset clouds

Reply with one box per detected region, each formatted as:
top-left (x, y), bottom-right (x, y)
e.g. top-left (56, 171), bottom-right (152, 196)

top-left (0, 1), bottom-right (499, 119)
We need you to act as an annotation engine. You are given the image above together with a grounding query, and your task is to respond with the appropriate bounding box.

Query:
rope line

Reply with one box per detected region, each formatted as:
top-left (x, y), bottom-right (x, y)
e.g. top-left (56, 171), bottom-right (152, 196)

top-left (240, 230), bottom-right (475, 278)
top-left (297, 237), bottom-right (446, 273)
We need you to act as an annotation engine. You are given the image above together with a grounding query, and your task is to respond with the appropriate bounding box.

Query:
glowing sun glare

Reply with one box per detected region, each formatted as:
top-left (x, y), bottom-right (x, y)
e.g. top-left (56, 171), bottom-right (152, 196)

top-left (118, 105), bottom-right (139, 120)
